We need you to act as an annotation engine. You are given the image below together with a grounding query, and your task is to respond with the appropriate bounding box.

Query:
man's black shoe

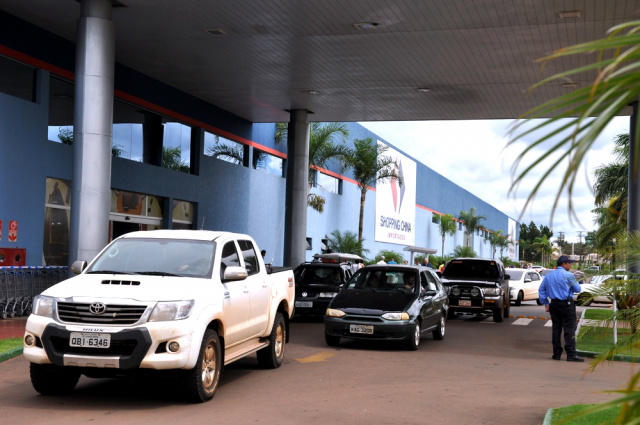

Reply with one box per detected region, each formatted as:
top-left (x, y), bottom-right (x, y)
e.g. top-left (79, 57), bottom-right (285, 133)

top-left (567, 356), bottom-right (585, 362)
top-left (552, 356), bottom-right (561, 360)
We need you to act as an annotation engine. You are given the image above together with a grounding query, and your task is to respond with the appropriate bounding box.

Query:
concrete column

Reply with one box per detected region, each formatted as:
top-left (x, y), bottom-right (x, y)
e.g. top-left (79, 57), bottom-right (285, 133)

top-left (69, 0), bottom-right (115, 264)
top-left (284, 110), bottom-right (310, 267)
top-left (628, 101), bottom-right (640, 272)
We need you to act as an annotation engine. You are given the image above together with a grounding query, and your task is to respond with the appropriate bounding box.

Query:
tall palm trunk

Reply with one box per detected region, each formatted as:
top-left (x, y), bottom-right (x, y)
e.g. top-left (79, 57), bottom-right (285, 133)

top-left (358, 189), bottom-right (367, 249)
top-left (441, 235), bottom-right (445, 260)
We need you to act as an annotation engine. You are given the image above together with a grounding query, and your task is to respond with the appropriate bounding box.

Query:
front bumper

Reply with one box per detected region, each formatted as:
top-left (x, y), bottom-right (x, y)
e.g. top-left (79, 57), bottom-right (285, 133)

top-left (23, 314), bottom-right (199, 370)
top-left (447, 295), bottom-right (504, 313)
top-left (294, 296), bottom-right (335, 316)
top-left (324, 315), bottom-right (414, 341)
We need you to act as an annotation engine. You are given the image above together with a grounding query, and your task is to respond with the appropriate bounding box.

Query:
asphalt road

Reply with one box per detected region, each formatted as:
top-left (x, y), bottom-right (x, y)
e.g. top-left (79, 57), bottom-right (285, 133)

top-left (0, 303), bottom-right (633, 425)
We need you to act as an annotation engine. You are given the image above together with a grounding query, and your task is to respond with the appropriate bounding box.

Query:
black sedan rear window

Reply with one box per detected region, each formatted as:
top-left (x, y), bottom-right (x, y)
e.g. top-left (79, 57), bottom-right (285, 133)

top-left (347, 270), bottom-right (417, 292)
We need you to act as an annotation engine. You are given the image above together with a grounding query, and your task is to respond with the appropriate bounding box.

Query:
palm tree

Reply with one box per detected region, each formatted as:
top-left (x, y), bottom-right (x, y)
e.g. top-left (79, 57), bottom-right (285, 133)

top-left (452, 245), bottom-right (477, 258)
top-left (344, 137), bottom-right (402, 246)
top-left (206, 138), bottom-right (245, 165)
top-left (532, 235), bottom-right (552, 266)
top-left (496, 232), bottom-right (511, 259)
top-left (324, 229), bottom-right (369, 256)
top-left (276, 122), bottom-right (350, 213)
top-left (458, 207), bottom-right (486, 248)
top-left (485, 229), bottom-right (505, 259)
top-left (437, 214), bottom-right (457, 258)
top-left (508, 21), bottom-right (640, 423)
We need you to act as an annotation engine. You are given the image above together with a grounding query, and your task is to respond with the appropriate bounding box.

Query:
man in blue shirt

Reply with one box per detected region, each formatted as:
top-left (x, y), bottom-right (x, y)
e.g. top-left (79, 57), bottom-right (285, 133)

top-left (538, 256), bottom-right (584, 362)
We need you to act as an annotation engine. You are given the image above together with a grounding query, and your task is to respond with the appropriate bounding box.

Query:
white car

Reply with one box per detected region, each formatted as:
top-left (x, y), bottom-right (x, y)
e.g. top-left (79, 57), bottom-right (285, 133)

top-left (530, 265), bottom-right (544, 272)
top-left (508, 268), bottom-right (542, 306)
top-left (575, 274), bottom-right (627, 305)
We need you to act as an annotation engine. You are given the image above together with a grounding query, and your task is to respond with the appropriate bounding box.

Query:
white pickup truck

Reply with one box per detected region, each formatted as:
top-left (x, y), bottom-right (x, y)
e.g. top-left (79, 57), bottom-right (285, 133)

top-left (23, 230), bottom-right (295, 402)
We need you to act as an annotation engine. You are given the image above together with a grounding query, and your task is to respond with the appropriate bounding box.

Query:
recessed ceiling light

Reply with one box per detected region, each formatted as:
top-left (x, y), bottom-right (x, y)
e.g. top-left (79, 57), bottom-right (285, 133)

top-left (204, 28), bottom-right (227, 36)
top-left (354, 22), bottom-right (378, 30)
top-left (416, 88), bottom-right (431, 93)
top-left (558, 10), bottom-right (582, 19)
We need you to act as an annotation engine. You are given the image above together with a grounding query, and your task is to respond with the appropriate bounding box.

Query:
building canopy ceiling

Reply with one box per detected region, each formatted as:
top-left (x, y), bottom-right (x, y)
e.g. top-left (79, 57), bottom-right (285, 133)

top-left (2, 1), bottom-right (640, 123)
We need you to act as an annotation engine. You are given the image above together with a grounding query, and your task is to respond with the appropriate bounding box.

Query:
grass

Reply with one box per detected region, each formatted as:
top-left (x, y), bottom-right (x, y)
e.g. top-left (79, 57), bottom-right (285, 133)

top-left (550, 404), bottom-right (620, 424)
top-left (583, 309), bottom-right (613, 321)
top-left (0, 337), bottom-right (22, 353)
top-left (577, 309), bottom-right (639, 358)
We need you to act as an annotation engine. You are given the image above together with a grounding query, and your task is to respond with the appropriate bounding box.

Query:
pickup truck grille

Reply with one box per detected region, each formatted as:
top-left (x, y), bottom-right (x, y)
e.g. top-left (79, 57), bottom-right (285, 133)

top-left (57, 302), bottom-right (147, 325)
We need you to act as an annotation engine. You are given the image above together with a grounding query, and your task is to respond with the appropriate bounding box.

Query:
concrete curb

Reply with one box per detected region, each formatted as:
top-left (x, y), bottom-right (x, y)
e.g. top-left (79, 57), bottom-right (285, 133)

top-left (0, 346), bottom-right (23, 363)
top-left (542, 408), bottom-right (554, 425)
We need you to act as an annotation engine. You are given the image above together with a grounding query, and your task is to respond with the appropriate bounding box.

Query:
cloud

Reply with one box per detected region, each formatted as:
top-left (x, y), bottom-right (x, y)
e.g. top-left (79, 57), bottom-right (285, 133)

top-left (360, 116), bottom-right (629, 243)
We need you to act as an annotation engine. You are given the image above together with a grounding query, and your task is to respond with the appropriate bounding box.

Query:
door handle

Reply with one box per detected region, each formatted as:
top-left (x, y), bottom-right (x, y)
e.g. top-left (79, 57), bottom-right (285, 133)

top-left (243, 286), bottom-right (249, 293)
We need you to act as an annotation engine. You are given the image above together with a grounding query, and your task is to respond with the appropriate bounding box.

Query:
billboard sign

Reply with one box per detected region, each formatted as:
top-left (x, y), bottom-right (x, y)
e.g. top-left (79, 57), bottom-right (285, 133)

top-left (375, 142), bottom-right (416, 245)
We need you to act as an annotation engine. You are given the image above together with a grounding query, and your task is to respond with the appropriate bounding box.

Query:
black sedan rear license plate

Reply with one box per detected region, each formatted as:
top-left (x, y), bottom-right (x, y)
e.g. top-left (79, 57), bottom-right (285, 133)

top-left (350, 324), bottom-right (373, 334)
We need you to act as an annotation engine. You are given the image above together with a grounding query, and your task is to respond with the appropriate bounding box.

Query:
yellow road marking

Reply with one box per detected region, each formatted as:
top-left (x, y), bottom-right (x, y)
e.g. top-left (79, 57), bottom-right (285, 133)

top-left (294, 352), bottom-right (337, 363)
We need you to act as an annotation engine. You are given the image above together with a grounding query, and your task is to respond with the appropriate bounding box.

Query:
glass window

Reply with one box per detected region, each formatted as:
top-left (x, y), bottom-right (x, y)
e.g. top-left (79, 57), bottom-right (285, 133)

top-left (306, 237), bottom-right (312, 250)
top-left (220, 241), bottom-right (240, 280)
top-left (0, 55), bottom-right (36, 102)
top-left (315, 171), bottom-right (341, 194)
top-left (172, 200), bottom-right (194, 230)
top-left (204, 131), bottom-right (245, 165)
top-left (163, 122), bottom-right (191, 172)
top-left (112, 100), bottom-right (144, 161)
top-left (432, 215), bottom-right (440, 224)
top-left (253, 148), bottom-right (284, 177)
top-left (48, 77), bottom-right (75, 143)
top-left (43, 178), bottom-right (72, 266)
top-left (238, 240), bottom-right (260, 276)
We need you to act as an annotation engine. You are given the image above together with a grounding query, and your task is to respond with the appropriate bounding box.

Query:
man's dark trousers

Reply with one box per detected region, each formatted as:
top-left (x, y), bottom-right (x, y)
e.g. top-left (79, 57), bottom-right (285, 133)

top-left (549, 299), bottom-right (577, 357)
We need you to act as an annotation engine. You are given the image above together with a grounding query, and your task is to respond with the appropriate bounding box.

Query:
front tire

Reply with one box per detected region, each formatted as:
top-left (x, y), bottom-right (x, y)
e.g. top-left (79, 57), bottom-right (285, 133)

top-left (257, 312), bottom-right (286, 369)
top-left (30, 363), bottom-right (80, 395)
top-left (405, 321), bottom-right (420, 351)
top-left (493, 305), bottom-right (505, 322)
top-left (503, 296), bottom-right (510, 318)
top-left (180, 329), bottom-right (222, 403)
top-left (433, 314), bottom-right (446, 340)
top-left (325, 332), bottom-right (340, 347)
top-left (514, 291), bottom-right (523, 306)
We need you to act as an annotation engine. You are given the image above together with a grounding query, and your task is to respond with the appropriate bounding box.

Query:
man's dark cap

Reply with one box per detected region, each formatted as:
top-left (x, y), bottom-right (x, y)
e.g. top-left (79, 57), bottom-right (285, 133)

top-left (557, 255), bottom-right (576, 266)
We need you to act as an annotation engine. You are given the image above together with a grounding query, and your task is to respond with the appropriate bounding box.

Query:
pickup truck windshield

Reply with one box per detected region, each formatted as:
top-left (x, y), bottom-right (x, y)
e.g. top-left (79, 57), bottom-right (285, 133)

top-left (443, 260), bottom-right (499, 279)
top-left (87, 238), bottom-right (215, 278)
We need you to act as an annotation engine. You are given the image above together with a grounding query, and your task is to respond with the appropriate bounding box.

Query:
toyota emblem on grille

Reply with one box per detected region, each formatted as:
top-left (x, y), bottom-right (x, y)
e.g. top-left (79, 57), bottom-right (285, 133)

top-left (89, 302), bottom-right (107, 315)
top-left (302, 292), bottom-right (308, 297)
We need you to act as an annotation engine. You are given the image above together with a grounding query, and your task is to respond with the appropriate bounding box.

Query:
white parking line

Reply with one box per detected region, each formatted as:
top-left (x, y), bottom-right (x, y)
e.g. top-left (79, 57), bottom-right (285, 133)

top-left (544, 320), bottom-right (553, 327)
top-left (513, 318), bottom-right (533, 326)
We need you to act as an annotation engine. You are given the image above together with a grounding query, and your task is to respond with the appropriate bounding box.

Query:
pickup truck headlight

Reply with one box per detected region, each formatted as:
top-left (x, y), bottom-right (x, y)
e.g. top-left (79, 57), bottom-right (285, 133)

top-left (382, 312), bottom-right (410, 321)
top-left (483, 287), bottom-right (501, 296)
top-left (149, 300), bottom-right (195, 322)
top-left (32, 295), bottom-right (54, 318)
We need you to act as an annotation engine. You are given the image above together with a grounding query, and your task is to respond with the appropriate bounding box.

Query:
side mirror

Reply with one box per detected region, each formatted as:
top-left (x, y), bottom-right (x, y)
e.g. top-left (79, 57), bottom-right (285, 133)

top-left (424, 290), bottom-right (437, 296)
top-left (224, 266), bottom-right (248, 281)
top-left (71, 260), bottom-right (87, 275)
top-left (504, 273), bottom-right (511, 280)
top-left (524, 278), bottom-right (531, 283)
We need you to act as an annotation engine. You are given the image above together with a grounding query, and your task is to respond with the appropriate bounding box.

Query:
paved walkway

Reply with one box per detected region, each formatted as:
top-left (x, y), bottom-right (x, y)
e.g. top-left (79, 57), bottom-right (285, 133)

top-left (0, 317), bottom-right (27, 339)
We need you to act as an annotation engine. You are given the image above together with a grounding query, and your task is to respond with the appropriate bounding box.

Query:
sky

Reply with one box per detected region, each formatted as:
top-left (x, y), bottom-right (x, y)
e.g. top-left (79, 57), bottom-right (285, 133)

top-left (360, 117), bottom-right (630, 244)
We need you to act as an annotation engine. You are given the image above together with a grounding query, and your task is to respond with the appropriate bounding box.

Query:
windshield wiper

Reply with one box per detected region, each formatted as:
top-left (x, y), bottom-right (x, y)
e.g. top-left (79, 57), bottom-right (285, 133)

top-left (86, 270), bottom-right (134, 275)
top-left (134, 271), bottom-right (180, 277)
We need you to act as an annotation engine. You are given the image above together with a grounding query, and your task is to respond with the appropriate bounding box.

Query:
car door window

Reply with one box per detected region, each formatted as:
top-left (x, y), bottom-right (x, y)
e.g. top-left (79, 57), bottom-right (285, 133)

top-left (238, 239), bottom-right (260, 276)
top-left (424, 272), bottom-right (437, 291)
top-left (220, 241), bottom-right (240, 280)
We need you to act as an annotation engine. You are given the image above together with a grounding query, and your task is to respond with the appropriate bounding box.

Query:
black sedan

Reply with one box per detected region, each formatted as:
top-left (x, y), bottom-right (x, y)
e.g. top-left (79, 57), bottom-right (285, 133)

top-left (324, 266), bottom-right (448, 350)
